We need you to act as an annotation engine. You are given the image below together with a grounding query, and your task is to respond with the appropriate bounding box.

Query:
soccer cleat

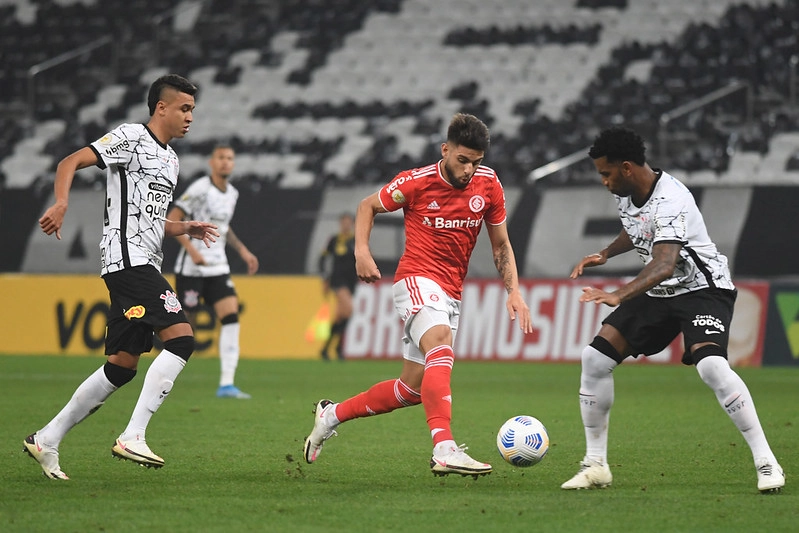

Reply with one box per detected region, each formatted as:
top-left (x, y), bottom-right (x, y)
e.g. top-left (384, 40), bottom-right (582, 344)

top-left (756, 458), bottom-right (785, 493)
top-left (23, 433), bottom-right (69, 480)
top-left (303, 399), bottom-right (338, 463)
top-left (112, 437), bottom-right (165, 468)
top-left (430, 444), bottom-right (492, 478)
top-left (216, 385), bottom-right (252, 399)
top-left (561, 457), bottom-right (612, 489)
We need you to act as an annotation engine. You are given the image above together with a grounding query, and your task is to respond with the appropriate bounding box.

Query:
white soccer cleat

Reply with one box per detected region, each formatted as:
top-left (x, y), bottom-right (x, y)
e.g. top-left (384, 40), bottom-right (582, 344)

top-left (430, 443), bottom-right (492, 478)
top-left (303, 399), bottom-right (338, 463)
top-left (23, 433), bottom-right (69, 480)
top-left (112, 437), bottom-right (165, 468)
top-left (756, 458), bottom-right (785, 493)
top-left (561, 457), bottom-right (612, 489)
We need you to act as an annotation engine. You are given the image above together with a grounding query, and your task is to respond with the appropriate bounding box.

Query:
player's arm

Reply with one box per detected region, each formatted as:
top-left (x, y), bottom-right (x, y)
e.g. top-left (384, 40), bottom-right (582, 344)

top-left (570, 229), bottom-right (635, 278)
top-left (486, 222), bottom-right (532, 334)
top-left (228, 226), bottom-right (259, 275)
top-left (166, 205), bottom-right (207, 264)
top-left (39, 147), bottom-right (99, 240)
top-left (164, 209), bottom-right (218, 248)
top-left (354, 192), bottom-right (388, 283)
top-left (579, 241), bottom-right (681, 307)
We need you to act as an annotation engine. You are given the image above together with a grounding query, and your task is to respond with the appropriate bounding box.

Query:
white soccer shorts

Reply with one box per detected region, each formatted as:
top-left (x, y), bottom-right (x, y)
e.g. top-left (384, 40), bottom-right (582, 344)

top-left (392, 276), bottom-right (460, 364)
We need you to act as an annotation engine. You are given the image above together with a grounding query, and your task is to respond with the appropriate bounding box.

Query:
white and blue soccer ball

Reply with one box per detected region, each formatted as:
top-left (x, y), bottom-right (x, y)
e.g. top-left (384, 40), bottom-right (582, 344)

top-left (496, 415), bottom-right (549, 467)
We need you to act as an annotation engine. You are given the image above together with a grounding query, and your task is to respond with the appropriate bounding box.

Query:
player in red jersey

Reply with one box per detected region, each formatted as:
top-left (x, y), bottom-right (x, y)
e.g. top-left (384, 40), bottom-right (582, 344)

top-left (304, 113), bottom-right (533, 477)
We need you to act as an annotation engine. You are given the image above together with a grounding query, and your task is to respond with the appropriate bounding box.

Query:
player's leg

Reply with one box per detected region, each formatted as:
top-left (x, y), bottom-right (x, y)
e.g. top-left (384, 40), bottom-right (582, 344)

top-left (401, 303), bottom-right (490, 476)
top-left (692, 345), bottom-right (784, 492)
top-left (561, 325), bottom-right (624, 489)
top-left (683, 288), bottom-right (783, 492)
top-left (23, 274), bottom-right (141, 480)
top-left (112, 322), bottom-right (193, 468)
top-left (303, 358), bottom-right (424, 464)
top-left (112, 268), bottom-right (194, 468)
top-left (23, 353), bottom-right (137, 480)
top-left (213, 292), bottom-right (250, 399)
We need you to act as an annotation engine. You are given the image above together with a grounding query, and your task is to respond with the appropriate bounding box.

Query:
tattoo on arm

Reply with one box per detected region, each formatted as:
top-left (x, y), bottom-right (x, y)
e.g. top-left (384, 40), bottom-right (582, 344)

top-left (615, 243), bottom-right (680, 302)
top-left (605, 230), bottom-right (635, 259)
top-left (494, 242), bottom-right (515, 293)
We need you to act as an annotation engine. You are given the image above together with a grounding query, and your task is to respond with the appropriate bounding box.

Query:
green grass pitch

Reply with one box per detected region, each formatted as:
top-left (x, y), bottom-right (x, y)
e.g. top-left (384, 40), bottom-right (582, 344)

top-left (1, 355), bottom-right (797, 532)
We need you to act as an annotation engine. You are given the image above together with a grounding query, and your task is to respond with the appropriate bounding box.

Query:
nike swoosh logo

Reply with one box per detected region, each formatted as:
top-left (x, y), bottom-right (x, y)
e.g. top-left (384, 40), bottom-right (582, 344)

top-left (725, 394), bottom-right (741, 408)
top-left (705, 329), bottom-right (721, 335)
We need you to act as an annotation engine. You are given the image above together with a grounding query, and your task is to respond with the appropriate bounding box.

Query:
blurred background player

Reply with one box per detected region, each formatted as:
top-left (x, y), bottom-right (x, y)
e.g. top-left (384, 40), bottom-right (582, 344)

top-left (317, 212), bottom-right (357, 361)
top-left (561, 126), bottom-right (784, 493)
top-left (25, 74), bottom-right (218, 479)
top-left (303, 113), bottom-right (533, 477)
top-left (167, 145), bottom-right (259, 399)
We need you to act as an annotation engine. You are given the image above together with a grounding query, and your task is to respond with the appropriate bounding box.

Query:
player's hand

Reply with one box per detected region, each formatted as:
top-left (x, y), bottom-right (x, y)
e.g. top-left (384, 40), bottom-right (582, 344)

top-left (579, 286), bottom-right (621, 307)
top-left (186, 221), bottom-right (219, 248)
top-left (241, 249), bottom-right (259, 275)
top-left (39, 202), bottom-right (68, 240)
top-left (570, 252), bottom-right (607, 278)
top-left (355, 252), bottom-right (381, 283)
top-left (506, 289), bottom-right (533, 334)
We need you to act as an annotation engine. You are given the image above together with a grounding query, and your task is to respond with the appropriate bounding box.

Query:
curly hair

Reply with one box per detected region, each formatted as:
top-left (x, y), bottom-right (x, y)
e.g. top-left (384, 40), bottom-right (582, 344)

top-left (588, 126), bottom-right (646, 166)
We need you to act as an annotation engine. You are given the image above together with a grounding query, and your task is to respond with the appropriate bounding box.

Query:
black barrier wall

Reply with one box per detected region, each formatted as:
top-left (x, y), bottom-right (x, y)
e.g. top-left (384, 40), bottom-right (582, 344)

top-left (3, 184), bottom-right (798, 277)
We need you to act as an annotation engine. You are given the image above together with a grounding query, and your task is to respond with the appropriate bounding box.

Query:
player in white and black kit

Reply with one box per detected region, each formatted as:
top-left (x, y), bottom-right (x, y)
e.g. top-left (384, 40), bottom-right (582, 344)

top-left (167, 145), bottom-right (259, 399)
top-left (25, 75), bottom-right (219, 480)
top-left (561, 126), bottom-right (784, 493)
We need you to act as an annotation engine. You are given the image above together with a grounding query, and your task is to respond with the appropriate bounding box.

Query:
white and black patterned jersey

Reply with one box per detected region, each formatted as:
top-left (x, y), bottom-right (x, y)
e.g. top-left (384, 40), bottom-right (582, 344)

top-left (615, 170), bottom-right (735, 297)
top-left (173, 176), bottom-right (238, 277)
top-left (90, 123), bottom-right (180, 275)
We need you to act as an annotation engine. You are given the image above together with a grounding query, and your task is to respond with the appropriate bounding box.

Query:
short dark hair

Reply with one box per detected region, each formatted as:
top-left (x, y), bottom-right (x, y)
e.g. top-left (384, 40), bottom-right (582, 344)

top-left (147, 74), bottom-right (198, 116)
top-left (588, 126), bottom-right (647, 166)
top-left (447, 113), bottom-right (490, 152)
top-left (212, 144), bottom-right (234, 154)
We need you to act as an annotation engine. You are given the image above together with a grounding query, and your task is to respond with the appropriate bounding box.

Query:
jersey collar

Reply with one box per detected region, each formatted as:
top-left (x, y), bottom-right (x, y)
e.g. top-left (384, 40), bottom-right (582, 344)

top-left (144, 125), bottom-right (168, 149)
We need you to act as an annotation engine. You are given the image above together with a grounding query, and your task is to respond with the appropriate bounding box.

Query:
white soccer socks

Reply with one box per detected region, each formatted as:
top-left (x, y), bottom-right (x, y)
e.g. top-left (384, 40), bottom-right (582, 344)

top-left (38, 365), bottom-right (118, 447)
top-left (218, 322), bottom-right (240, 387)
top-left (119, 349), bottom-right (186, 442)
top-left (579, 345), bottom-right (617, 463)
top-left (696, 355), bottom-right (778, 464)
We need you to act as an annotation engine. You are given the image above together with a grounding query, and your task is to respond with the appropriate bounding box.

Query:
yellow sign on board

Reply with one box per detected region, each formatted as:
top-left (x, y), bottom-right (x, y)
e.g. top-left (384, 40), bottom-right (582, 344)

top-left (0, 274), bottom-right (329, 359)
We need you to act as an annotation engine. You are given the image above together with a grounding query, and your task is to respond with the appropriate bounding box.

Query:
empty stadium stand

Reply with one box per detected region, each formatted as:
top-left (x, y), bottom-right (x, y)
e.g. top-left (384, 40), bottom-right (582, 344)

top-left (1, 0), bottom-right (797, 191)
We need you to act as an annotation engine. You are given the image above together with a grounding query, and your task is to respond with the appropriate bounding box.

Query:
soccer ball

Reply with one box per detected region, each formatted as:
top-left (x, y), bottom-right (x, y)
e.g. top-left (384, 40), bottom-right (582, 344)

top-left (496, 415), bottom-right (549, 467)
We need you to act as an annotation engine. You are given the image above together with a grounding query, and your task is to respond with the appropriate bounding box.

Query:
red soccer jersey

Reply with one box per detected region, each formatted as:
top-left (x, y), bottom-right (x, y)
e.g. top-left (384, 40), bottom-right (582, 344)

top-left (377, 161), bottom-right (507, 299)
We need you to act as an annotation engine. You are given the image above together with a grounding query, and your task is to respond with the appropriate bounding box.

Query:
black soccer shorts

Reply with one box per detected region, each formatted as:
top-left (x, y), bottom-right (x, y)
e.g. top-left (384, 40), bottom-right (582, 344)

top-left (103, 265), bottom-right (189, 355)
top-left (602, 287), bottom-right (736, 363)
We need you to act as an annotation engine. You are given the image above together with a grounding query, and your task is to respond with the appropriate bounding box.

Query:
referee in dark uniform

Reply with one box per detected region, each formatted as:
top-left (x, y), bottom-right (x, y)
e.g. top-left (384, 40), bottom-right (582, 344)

top-left (318, 213), bottom-right (358, 360)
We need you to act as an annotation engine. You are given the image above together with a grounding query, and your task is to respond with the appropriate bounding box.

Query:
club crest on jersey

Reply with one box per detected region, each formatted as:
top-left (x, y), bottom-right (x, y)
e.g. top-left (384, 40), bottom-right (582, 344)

top-left (160, 290), bottom-right (182, 313)
top-left (183, 289), bottom-right (200, 308)
top-left (468, 195), bottom-right (485, 213)
top-left (124, 305), bottom-right (146, 320)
